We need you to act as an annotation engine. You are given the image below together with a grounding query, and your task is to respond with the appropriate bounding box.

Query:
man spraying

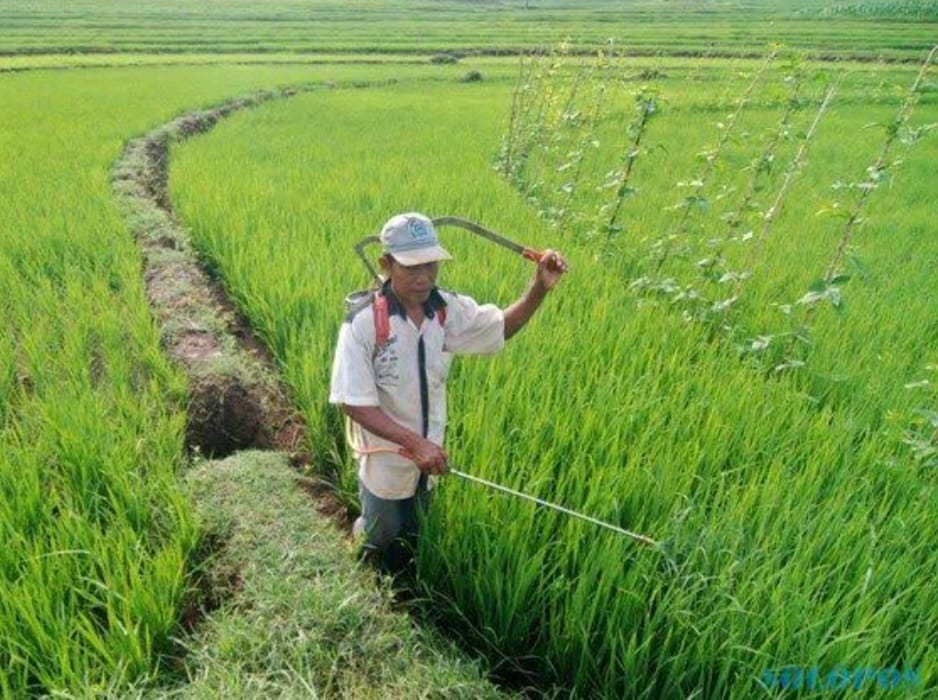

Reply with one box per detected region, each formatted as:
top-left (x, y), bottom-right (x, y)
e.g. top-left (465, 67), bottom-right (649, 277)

top-left (329, 212), bottom-right (568, 577)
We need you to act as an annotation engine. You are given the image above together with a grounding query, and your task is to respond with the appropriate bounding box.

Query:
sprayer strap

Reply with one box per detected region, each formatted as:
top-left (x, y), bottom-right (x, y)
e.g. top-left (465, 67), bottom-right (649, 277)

top-left (372, 291), bottom-right (446, 355)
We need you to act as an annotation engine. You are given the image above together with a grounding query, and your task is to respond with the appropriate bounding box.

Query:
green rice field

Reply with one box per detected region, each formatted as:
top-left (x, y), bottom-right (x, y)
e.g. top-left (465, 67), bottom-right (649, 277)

top-left (1, 1), bottom-right (936, 697)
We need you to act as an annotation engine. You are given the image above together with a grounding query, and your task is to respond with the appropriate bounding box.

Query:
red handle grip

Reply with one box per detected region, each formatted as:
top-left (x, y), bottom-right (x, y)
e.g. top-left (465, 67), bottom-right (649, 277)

top-left (522, 247), bottom-right (544, 263)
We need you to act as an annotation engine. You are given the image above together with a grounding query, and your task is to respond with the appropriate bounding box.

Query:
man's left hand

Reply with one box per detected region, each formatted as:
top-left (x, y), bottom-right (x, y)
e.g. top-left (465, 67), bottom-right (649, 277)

top-left (535, 249), bottom-right (569, 291)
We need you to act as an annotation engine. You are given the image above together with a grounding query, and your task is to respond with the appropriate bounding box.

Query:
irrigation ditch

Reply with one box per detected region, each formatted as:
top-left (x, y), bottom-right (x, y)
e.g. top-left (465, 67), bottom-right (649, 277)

top-left (110, 84), bottom-right (352, 638)
top-left (112, 86), bottom-right (316, 460)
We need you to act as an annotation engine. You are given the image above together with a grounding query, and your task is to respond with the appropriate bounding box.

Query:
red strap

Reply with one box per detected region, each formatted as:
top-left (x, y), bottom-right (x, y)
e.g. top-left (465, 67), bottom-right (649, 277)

top-left (372, 291), bottom-right (446, 353)
top-left (373, 293), bottom-right (390, 348)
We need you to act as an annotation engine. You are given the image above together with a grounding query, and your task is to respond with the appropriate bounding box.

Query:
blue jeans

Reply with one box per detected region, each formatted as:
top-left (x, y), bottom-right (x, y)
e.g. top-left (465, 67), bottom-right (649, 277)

top-left (357, 474), bottom-right (430, 578)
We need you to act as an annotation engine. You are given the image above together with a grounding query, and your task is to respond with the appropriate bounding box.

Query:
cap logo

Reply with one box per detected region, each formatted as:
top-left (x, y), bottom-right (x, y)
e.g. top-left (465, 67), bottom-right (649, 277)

top-left (407, 218), bottom-right (431, 241)
top-left (379, 212), bottom-right (452, 264)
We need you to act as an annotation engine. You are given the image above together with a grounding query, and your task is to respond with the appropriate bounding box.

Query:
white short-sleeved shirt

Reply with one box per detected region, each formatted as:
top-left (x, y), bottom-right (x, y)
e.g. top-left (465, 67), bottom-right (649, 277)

top-left (329, 284), bottom-right (504, 499)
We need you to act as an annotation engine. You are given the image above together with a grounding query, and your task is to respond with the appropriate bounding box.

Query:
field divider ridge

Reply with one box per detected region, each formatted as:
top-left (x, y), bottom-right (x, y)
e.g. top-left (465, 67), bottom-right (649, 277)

top-left (110, 85), bottom-right (319, 462)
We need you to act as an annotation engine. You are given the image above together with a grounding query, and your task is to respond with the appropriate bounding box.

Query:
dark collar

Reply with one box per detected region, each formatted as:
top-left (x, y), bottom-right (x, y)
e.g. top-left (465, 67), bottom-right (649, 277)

top-left (381, 279), bottom-right (447, 321)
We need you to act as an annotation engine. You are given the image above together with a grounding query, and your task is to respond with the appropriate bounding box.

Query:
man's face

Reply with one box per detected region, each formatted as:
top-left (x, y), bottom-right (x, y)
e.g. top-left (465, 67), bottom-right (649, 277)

top-left (384, 256), bottom-right (439, 308)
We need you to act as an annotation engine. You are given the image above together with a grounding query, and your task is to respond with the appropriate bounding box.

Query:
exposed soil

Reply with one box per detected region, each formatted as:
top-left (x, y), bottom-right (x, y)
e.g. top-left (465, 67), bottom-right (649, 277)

top-left (176, 529), bottom-right (245, 635)
top-left (294, 475), bottom-right (355, 531)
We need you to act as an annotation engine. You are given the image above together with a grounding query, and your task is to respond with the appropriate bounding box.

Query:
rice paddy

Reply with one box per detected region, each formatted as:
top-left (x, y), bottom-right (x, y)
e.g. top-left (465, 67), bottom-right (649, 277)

top-left (2, 1), bottom-right (936, 697)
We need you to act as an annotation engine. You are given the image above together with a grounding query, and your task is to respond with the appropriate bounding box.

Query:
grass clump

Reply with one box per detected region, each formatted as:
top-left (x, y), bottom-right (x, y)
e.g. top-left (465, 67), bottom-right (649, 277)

top-left (137, 451), bottom-right (509, 700)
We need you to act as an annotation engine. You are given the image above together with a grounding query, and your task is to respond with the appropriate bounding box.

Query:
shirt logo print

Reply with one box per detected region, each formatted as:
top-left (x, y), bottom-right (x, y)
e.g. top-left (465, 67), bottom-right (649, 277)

top-left (374, 335), bottom-right (399, 386)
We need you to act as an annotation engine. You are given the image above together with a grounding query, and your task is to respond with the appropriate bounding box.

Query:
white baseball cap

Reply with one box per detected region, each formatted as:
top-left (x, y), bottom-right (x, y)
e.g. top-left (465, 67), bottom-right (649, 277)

top-left (380, 212), bottom-right (452, 266)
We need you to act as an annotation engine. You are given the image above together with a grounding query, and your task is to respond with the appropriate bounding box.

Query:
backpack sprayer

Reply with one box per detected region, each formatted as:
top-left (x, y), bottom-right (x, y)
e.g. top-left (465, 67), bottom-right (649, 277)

top-left (347, 216), bottom-right (658, 548)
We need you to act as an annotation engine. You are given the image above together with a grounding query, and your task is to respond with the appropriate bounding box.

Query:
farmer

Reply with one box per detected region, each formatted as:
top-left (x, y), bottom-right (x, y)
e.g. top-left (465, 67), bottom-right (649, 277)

top-left (329, 212), bottom-right (568, 578)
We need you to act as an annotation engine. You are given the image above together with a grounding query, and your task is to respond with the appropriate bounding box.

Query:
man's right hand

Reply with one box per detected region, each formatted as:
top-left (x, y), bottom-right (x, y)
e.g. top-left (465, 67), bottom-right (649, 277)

top-left (405, 437), bottom-right (449, 476)
top-left (340, 405), bottom-right (449, 475)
